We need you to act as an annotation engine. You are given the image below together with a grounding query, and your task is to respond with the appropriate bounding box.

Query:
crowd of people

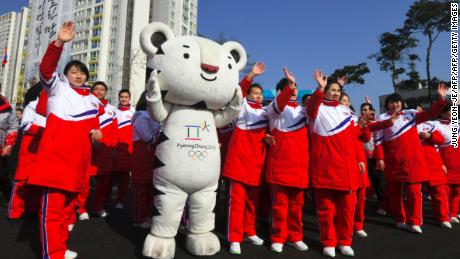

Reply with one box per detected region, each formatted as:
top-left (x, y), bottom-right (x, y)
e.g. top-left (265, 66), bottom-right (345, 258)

top-left (0, 21), bottom-right (458, 259)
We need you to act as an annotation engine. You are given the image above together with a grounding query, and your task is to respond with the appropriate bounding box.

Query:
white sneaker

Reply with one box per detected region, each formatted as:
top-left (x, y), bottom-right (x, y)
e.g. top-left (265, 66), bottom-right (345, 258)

top-left (229, 242), bottom-right (241, 255)
top-left (115, 203), bottom-right (124, 210)
top-left (97, 210), bottom-right (109, 218)
top-left (323, 247), bottom-right (336, 257)
top-left (68, 224), bottom-right (74, 232)
top-left (451, 217), bottom-right (460, 223)
top-left (457, 214), bottom-right (460, 220)
top-left (395, 222), bottom-right (407, 229)
top-left (441, 221), bottom-right (452, 229)
top-left (271, 243), bottom-right (283, 253)
top-left (409, 225), bottom-right (423, 233)
top-left (64, 249), bottom-right (78, 259)
top-left (79, 212), bottom-right (89, 221)
top-left (376, 208), bottom-right (387, 216)
top-left (339, 246), bottom-right (355, 256)
top-left (246, 235), bottom-right (264, 245)
top-left (354, 230), bottom-right (368, 237)
top-left (287, 241), bottom-right (308, 251)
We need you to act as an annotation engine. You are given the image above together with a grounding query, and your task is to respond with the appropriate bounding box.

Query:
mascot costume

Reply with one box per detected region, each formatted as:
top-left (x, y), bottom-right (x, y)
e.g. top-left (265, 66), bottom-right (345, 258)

top-left (139, 22), bottom-right (247, 258)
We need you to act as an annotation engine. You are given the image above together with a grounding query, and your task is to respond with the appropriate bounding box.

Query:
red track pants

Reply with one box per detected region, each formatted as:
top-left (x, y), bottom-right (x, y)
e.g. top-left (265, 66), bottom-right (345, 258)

top-left (315, 189), bottom-right (356, 247)
top-left (448, 184), bottom-right (460, 218)
top-left (92, 174), bottom-right (113, 213)
top-left (227, 180), bottom-right (260, 242)
top-left (131, 182), bottom-right (153, 224)
top-left (270, 184), bottom-right (304, 244)
top-left (428, 184), bottom-right (450, 222)
top-left (39, 187), bottom-right (77, 259)
top-left (8, 181), bottom-right (41, 219)
top-left (76, 173), bottom-right (91, 215)
top-left (388, 182), bottom-right (423, 226)
top-left (113, 171), bottom-right (129, 204)
top-left (354, 187), bottom-right (366, 231)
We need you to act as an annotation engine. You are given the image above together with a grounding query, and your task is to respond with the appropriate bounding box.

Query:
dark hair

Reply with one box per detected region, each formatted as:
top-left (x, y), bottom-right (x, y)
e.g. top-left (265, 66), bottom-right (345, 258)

top-left (324, 81), bottom-right (343, 94)
top-left (136, 91), bottom-right (148, 111)
top-left (64, 60), bottom-right (89, 80)
top-left (118, 89), bottom-right (131, 97)
top-left (92, 81), bottom-right (108, 91)
top-left (349, 105), bottom-right (356, 112)
top-left (247, 83), bottom-right (263, 95)
top-left (16, 108), bottom-right (23, 113)
top-left (276, 78), bottom-right (289, 92)
top-left (360, 102), bottom-right (374, 110)
top-left (341, 92), bottom-right (350, 100)
top-left (301, 94), bottom-right (312, 102)
top-left (23, 82), bottom-right (43, 108)
top-left (384, 93), bottom-right (405, 110)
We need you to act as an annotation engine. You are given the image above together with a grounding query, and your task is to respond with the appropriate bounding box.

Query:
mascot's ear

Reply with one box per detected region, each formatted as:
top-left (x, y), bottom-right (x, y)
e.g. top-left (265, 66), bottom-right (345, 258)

top-left (140, 22), bottom-right (175, 56)
top-left (222, 41), bottom-right (247, 71)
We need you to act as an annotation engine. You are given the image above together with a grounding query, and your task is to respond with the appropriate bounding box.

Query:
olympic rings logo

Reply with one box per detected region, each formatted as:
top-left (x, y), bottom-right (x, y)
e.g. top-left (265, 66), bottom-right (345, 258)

top-left (188, 150), bottom-right (208, 160)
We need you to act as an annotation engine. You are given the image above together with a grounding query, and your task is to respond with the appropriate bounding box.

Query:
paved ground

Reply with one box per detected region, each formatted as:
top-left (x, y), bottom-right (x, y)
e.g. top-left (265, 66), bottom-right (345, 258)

top-left (1, 191), bottom-right (460, 259)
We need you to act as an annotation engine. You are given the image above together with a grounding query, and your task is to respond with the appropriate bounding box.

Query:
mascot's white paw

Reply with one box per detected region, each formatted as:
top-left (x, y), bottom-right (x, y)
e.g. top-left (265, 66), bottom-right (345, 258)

top-left (143, 234), bottom-right (176, 259)
top-left (185, 232), bottom-right (220, 256)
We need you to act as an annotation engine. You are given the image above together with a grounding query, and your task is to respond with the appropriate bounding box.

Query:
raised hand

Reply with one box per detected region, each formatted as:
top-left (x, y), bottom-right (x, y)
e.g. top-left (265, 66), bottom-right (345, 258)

top-left (252, 62), bottom-right (265, 76)
top-left (56, 21), bottom-right (76, 45)
top-left (247, 62), bottom-right (265, 80)
top-left (147, 69), bottom-right (162, 101)
top-left (437, 83), bottom-right (448, 99)
top-left (313, 69), bottom-right (327, 90)
top-left (337, 76), bottom-right (348, 86)
top-left (358, 116), bottom-right (368, 128)
top-left (365, 96), bottom-right (372, 104)
top-left (283, 67), bottom-right (296, 87)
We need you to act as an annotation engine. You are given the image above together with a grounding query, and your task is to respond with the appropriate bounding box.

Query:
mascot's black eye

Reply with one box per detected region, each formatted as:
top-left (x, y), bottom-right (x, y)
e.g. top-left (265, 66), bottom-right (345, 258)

top-left (228, 64), bottom-right (232, 69)
top-left (183, 53), bottom-right (190, 59)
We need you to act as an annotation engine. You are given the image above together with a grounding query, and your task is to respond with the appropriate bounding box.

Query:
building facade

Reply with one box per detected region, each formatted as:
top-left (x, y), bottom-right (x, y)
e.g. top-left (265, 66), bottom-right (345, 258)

top-left (0, 8), bottom-right (29, 106)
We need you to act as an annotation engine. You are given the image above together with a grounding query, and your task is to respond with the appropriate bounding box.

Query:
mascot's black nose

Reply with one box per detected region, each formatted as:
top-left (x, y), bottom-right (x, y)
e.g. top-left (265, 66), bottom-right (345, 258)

top-left (201, 63), bottom-right (219, 74)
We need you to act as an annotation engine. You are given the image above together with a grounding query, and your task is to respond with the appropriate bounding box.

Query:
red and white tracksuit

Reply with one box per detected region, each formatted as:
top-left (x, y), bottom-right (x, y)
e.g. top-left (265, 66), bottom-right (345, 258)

top-left (28, 41), bottom-right (102, 259)
top-left (76, 100), bottom-right (118, 214)
top-left (352, 116), bottom-right (371, 232)
top-left (8, 98), bottom-right (46, 219)
top-left (436, 119), bottom-right (460, 218)
top-left (131, 110), bottom-right (159, 224)
top-left (374, 98), bottom-right (446, 226)
top-left (223, 77), bottom-right (292, 243)
top-left (307, 90), bottom-right (361, 247)
top-left (264, 85), bottom-right (308, 244)
top-left (112, 105), bottom-right (135, 204)
top-left (417, 121), bottom-right (450, 223)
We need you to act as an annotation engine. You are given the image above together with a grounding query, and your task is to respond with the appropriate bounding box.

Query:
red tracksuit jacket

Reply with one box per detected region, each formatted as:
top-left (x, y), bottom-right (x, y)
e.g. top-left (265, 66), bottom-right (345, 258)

top-left (27, 41), bottom-right (102, 193)
top-left (436, 119), bottom-right (460, 184)
top-left (265, 87), bottom-right (308, 188)
top-left (14, 99), bottom-right (46, 181)
top-left (307, 90), bottom-right (361, 191)
top-left (223, 77), bottom-right (292, 186)
top-left (114, 105), bottom-right (135, 172)
top-left (374, 98), bottom-right (446, 183)
top-left (417, 121), bottom-right (447, 186)
top-left (88, 100), bottom-right (118, 176)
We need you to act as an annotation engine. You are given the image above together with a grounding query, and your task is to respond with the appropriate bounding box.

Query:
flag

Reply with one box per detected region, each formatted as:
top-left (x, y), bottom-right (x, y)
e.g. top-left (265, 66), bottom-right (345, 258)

top-left (1, 47), bottom-right (7, 67)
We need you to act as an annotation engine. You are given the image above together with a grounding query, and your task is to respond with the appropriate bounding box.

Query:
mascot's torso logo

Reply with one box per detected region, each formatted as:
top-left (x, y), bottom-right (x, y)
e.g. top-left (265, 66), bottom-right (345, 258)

top-left (185, 120), bottom-right (210, 140)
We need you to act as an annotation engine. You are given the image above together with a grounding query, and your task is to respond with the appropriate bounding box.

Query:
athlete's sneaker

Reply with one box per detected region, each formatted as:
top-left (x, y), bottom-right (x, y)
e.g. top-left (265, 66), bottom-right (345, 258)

top-left (68, 224), bottom-right (74, 232)
top-left (395, 222), bottom-right (407, 229)
top-left (64, 250), bottom-right (78, 259)
top-left (323, 247), bottom-right (336, 257)
top-left (79, 212), bottom-right (89, 221)
top-left (451, 217), bottom-right (460, 224)
top-left (229, 242), bottom-right (241, 255)
top-left (271, 243), bottom-right (283, 253)
top-left (287, 241), bottom-right (308, 251)
top-left (441, 221), bottom-right (452, 229)
top-left (354, 230), bottom-right (368, 237)
top-left (97, 210), bottom-right (109, 218)
top-left (338, 246), bottom-right (355, 256)
top-left (408, 225), bottom-right (423, 234)
top-left (376, 208), bottom-right (387, 216)
top-left (246, 235), bottom-right (264, 245)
